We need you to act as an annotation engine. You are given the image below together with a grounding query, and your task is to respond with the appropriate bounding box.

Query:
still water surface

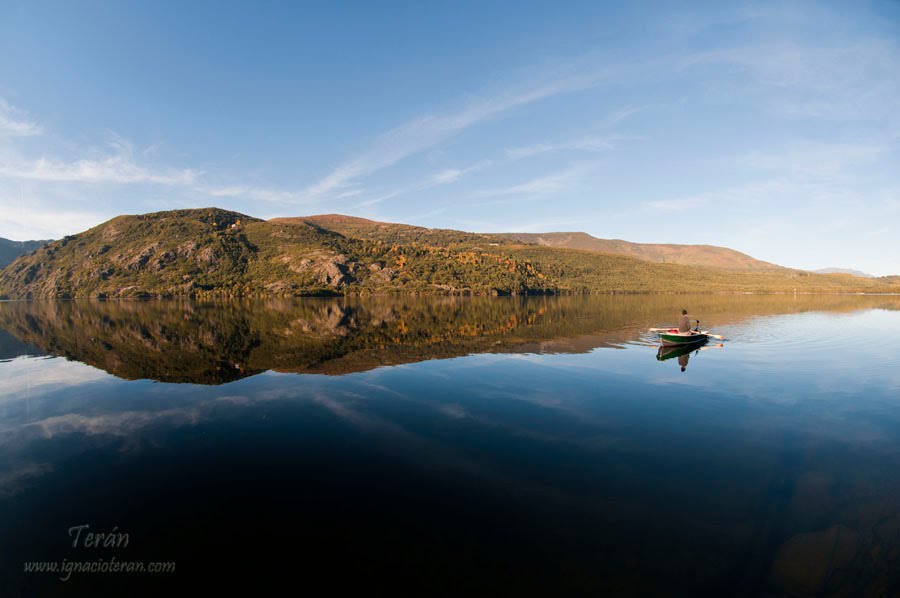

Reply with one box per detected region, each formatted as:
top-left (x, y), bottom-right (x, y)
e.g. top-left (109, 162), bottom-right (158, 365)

top-left (1, 295), bottom-right (900, 595)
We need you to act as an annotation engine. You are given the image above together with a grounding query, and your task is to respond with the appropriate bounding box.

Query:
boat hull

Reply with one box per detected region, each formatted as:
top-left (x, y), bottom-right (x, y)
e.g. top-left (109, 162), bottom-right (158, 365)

top-left (658, 332), bottom-right (709, 347)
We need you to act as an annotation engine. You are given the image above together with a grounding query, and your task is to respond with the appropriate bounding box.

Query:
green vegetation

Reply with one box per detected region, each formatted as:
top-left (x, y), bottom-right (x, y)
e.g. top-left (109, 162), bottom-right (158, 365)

top-left (1, 207), bottom-right (898, 298)
top-left (501, 245), bottom-right (900, 294)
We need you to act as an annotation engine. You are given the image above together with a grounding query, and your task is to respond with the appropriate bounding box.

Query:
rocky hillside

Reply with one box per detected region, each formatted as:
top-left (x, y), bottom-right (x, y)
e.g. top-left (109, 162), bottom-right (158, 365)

top-left (502, 232), bottom-right (782, 270)
top-left (0, 208), bottom-right (551, 298)
top-left (274, 214), bottom-right (522, 246)
top-left (2, 208), bottom-right (899, 298)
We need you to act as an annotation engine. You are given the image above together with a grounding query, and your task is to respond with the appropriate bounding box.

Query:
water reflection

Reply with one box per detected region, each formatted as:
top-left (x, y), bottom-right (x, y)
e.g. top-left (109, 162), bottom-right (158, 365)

top-left (657, 341), bottom-right (705, 371)
top-left (1, 296), bottom-right (900, 595)
top-left (1, 294), bottom-right (898, 384)
top-left (655, 341), bottom-right (727, 372)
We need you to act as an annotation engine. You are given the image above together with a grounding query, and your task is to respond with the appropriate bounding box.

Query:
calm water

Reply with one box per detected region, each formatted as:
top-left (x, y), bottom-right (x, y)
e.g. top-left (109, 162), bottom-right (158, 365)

top-left (2, 295), bottom-right (900, 596)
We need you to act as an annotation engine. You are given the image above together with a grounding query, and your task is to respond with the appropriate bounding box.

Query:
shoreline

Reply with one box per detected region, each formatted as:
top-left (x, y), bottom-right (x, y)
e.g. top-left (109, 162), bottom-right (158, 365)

top-left (4, 290), bottom-right (900, 302)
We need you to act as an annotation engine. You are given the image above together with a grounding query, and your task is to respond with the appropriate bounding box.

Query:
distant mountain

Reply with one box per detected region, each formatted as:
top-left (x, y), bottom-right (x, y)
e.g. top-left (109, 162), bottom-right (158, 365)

top-left (0, 237), bottom-right (51, 268)
top-left (500, 232), bottom-right (782, 271)
top-left (2, 208), bottom-right (899, 298)
top-left (812, 268), bottom-right (875, 278)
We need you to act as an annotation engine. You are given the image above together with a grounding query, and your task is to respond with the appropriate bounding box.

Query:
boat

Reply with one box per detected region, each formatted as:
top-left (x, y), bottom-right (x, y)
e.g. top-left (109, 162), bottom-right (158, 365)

top-left (657, 329), bottom-right (710, 347)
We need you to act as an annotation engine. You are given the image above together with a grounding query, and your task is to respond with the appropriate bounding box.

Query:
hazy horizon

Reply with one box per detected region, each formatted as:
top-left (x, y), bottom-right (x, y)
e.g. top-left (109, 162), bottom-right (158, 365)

top-left (1, 1), bottom-right (898, 274)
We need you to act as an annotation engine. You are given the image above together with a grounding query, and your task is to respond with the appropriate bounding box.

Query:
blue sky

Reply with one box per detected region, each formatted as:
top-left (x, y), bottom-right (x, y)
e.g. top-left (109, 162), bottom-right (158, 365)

top-left (0, 1), bottom-right (898, 275)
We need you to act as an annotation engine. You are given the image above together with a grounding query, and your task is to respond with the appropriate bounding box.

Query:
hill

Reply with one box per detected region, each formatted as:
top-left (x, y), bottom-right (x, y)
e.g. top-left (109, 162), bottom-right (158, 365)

top-left (501, 232), bottom-right (782, 271)
top-left (0, 208), bottom-right (550, 298)
top-left (1, 208), bottom-right (899, 298)
top-left (274, 214), bottom-right (519, 246)
top-left (812, 267), bottom-right (875, 278)
top-left (0, 237), bottom-right (52, 268)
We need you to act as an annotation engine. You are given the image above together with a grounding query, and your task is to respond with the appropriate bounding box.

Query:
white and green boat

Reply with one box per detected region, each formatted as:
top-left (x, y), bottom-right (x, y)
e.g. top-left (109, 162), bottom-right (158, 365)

top-left (650, 320), bottom-right (723, 347)
top-left (657, 330), bottom-right (710, 347)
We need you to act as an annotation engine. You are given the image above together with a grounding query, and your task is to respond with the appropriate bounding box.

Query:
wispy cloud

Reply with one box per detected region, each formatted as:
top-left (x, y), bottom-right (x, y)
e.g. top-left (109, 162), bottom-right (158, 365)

top-left (0, 98), bottom-right (43, 137)
top-left (685, 37), bottom-right (900, 125)
top-left (506, 134), bottom-right (634, 159)
top-left (1, 61), bottom-right (615, 214)
top-left (647, 138), bottom-right (891, 215)
top-left (1, 155), bottom-right (197, 185)
top-left (638, 174), bottom-right (882, 270)
top-left (644, 177), bottom-right (818, 220)
top-left (0, 52), bottom-right (639, 225)
top-left (428, 159), bottom-right (493, 185)
top-left (0, 133), bottom-right (197, 186)
top-left (474, 161), bottom-right (601, 199)
top-left (603, 105), bottom-right (645, 127)
top-left (741, 141), bottom-right (886, 179)
top-left (0, 107), bottom-right (302, 209)
top-left (351, 102), bottom-right (645, 213)
top-left (203, 183), bottom-right (365, 206)
top-left (342, 159), bottom-right (494, 213)
top-left (199, 184), bottom-right (305, 205)
top-left (431, 169), bottom-right (466, 185)
top-left (443, 213), bottom-right (605, 234)
top-left (299, 69), bottom-right (613, 201)
top-left (646, 195), bottom-right (711, 212)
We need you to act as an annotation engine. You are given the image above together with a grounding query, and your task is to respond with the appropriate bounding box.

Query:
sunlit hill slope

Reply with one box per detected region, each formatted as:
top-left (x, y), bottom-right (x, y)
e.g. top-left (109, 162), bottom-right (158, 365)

top-left (1, 208), bottom-right (898, 298)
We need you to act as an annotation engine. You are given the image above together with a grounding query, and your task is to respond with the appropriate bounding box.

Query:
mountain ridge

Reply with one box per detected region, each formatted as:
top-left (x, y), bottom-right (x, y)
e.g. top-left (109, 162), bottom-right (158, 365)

top-left (500, 231), bottom-right (782, 271)
top-left (0, 237), bottom-right (53, 269)
top-left (282, 216), bottom-right (784, 271)
top-left (2, 208), bottom-right (899, 298)
top-left (812, 267), bottom-right (875, 278)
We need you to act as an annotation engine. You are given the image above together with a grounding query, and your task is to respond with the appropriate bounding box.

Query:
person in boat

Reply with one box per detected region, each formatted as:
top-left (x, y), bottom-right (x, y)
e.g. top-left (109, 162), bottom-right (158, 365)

top-left (678, 309), bottom-right (692, 333)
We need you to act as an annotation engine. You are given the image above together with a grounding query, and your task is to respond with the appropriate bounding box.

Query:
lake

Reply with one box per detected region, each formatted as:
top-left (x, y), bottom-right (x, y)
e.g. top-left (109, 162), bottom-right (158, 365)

top-left (2, 295), bottom-right (900, 596)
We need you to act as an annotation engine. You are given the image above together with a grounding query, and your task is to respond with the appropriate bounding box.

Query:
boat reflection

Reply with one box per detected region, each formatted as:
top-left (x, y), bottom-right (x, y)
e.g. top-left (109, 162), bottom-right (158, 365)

top-left (656, 340), bottom-right (722, 372)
